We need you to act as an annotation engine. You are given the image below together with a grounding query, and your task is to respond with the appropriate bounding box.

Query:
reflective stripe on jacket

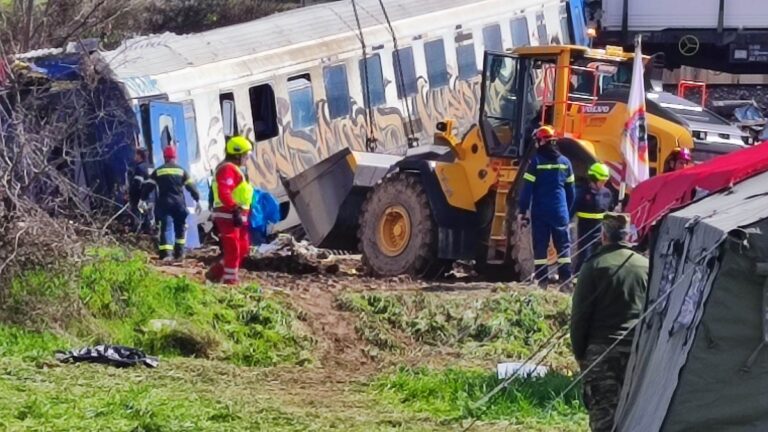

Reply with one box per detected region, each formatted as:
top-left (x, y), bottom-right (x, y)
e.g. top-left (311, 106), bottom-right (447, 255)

top-left (518, 148), bottom-right (575, 225)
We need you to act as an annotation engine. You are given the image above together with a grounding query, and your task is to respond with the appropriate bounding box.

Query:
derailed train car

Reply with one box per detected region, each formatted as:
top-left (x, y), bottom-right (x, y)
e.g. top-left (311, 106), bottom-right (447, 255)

top-left (5, 0), bottom-right (585, 243)
top-left (98, 0), bottom-right (585, 239)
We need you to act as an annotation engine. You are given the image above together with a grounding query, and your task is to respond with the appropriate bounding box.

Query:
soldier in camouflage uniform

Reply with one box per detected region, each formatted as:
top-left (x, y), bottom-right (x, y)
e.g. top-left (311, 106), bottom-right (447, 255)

top-left (570, 213), bottom-right (649, 432)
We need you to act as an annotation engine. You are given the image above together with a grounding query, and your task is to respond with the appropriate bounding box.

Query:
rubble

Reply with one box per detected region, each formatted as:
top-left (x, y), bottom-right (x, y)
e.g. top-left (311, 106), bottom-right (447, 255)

top-left (245, 234), bottom-right (363, 276)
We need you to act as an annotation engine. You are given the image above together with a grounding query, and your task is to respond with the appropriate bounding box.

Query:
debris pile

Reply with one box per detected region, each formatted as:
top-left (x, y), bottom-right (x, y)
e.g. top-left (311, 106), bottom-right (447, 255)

top-left (245, 234), bottom-right (361, 275)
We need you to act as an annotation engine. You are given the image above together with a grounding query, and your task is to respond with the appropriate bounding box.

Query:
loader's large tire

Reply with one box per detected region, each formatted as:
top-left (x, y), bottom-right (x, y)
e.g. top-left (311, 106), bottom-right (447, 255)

top-left (358, 173), bottom-right (443, 278)
top-left (505, 209), bottom-right (534, 282)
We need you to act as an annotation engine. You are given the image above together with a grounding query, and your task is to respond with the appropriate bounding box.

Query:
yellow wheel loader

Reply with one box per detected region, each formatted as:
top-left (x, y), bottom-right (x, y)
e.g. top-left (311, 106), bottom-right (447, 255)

top-left (284, 44), bottom-right (698, 280)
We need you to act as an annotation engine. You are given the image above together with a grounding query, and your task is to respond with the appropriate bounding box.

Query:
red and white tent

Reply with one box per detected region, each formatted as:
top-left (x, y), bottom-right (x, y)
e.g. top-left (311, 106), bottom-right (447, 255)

top-left (627, 142), bottom-right (768, 242)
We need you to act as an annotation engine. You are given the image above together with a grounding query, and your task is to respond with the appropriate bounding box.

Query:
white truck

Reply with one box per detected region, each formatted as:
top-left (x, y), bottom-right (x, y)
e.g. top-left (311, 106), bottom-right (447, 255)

top-left (593, 0), bottom-right (768, 74)
top-left (600, 0), bottom-right (768, 32)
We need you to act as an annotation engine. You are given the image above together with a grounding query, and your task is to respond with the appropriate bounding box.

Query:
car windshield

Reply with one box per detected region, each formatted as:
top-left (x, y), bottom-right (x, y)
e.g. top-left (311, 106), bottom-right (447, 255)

top-left (664, 106), bottom-right (731, 126)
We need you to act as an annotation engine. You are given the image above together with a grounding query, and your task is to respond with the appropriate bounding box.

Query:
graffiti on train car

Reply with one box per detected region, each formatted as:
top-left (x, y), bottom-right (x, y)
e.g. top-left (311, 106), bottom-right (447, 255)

top-left (413, 76), bottom-right (482, 137)
top-left (203, 74), bottom-right (484, 193)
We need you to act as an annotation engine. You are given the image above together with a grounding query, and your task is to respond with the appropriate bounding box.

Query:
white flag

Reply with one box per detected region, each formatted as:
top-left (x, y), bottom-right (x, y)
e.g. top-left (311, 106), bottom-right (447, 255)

top-left (620, 36), bottom-right (650, 188)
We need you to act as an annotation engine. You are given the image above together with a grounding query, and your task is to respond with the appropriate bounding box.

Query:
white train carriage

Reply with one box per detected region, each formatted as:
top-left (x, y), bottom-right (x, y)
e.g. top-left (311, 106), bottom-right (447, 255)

top-left (102, 0), bottom-right (584, 243)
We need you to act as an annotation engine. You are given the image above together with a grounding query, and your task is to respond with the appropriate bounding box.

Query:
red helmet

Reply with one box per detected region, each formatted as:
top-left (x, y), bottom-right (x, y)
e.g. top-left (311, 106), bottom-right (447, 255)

top-left (534, 125), bottom-right (556, 141)
top-left (674, 147), bottom-right (692, 162)
top-left (163, 145), bottom-right (177, 160)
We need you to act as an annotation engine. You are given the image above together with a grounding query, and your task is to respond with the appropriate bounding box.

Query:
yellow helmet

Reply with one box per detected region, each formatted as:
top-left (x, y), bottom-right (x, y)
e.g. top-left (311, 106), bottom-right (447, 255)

top-left (226, 136), bottom-right (253, 156)
top-left (588, 162), bottom-right (610, 181)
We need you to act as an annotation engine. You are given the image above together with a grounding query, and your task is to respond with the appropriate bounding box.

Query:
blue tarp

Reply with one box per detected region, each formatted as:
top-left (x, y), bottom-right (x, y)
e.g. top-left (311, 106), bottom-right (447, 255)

top-left (250, 189), bottom-right (281, 245)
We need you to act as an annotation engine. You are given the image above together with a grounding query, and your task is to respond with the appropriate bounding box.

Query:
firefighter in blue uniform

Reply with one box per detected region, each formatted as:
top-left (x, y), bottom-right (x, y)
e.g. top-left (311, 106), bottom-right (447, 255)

top-left (573, 162), bottom-right (614, 273)
top-left (517, 125), bottom-right (576, 286)
top-left (140, 145), bottom-right (201, 261)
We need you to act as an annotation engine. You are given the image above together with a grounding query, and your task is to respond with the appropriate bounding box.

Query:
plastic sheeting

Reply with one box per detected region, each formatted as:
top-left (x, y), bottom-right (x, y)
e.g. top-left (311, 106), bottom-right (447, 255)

top-left (250, 189), bottom-right (281, 245)
top-left (55, 345), bottom-right (159, 368)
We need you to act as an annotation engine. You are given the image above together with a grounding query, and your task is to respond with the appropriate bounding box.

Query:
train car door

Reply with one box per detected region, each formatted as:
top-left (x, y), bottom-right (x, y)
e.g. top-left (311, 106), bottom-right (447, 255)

top-left (568, 0), bottom-right (588, 47)
top-left (148, 101), bottom-right (201, 249)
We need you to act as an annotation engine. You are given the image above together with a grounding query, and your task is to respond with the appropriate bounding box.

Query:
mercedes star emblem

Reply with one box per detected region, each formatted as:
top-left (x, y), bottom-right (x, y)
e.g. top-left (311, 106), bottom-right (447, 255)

top-left (679, 35), bottom-right (700, 56)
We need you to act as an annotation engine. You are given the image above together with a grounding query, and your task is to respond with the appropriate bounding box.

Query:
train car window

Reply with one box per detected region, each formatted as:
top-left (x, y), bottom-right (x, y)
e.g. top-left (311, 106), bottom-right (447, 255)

top-left (424, 38), bottom-right (448, 88)
top-left (482, 24), bottom-right (503, 52)
top-left (248, 83), bottom-right (279, 141)
top-left (323, 64), bottom-right (351, 119)
top-left (359, 54), bottom-right (386, 108)
top-left (559, 5), bottom-right (571, 44)
top-left (287, 74), bottom-right (317, 130)
top-left (182, 101), bottom-right (200, 162)
top-left (219, 92), bottom-right (239, 137)
top-left (511, 17), bottom-right (530, 47)
top-left (393, 47), bottom-right (418, 99)
top-left (159, 114), bottom-right (174, 147)
top-left (536, 12), bottom-right (548, 44)
top-left (456, 40), bottom-right (478, 80)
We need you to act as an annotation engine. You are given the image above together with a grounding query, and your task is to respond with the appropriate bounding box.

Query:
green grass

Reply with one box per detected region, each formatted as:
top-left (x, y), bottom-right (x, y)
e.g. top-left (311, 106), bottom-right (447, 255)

top-left (373, 367), bottom-right (587, 431)
top-left (3, 248), bottom-right (312, 367)
top-left (0, 358), bottom-right (312, 432)
top-left (337, 291), bottom-right (574, 368)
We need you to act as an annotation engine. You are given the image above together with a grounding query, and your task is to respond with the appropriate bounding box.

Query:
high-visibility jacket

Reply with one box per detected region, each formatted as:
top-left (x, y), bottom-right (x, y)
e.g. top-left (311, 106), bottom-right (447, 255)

top-left (212, 161), bottom-right (253, 212)
top-left (575, 182), bottom-right (613, 222)
top-left (518, 145), bottom-right (575, 225)
top-left (141, 162), bottom-right (200, 210)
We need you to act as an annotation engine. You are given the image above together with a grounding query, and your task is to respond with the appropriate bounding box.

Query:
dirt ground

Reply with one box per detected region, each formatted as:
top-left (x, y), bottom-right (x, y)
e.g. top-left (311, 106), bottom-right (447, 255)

top-left (155, 246), bottom-right (513, 372)
top-left (147, 243), bottom-right (580, 431)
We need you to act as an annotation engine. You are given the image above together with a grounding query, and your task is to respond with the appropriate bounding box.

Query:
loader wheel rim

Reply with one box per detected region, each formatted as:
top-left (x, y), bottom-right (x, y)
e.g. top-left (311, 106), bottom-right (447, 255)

top-left (377, 205), bottom-right (411, 257)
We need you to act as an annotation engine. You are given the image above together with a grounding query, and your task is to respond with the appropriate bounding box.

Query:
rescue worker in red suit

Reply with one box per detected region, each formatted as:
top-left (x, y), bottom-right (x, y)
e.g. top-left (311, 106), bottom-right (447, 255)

top-left (206, 136), bottom-right (254, 285)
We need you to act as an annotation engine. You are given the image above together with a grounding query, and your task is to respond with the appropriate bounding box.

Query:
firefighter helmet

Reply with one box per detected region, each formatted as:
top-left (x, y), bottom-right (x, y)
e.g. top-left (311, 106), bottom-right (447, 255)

top-left (674, 147), bottom-right (692, 162)
top-left (226, 136), bottom-right (253, 156)
top-left (534, 125), bottom-right (556, 141)
top-left (588, 162), bottom-right (610, 181)
top-left (163, 145), bottom-right (177, 160)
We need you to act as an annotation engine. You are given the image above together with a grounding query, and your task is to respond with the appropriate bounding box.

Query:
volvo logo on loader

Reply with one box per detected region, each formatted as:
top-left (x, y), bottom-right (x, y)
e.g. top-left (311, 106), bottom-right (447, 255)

top-left (583, 103), bottom-right (616, 114)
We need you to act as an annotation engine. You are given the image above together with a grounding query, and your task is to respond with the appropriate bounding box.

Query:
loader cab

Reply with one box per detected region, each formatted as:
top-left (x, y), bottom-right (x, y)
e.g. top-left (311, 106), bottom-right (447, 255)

top-left (479, 47), bottom-right (634, 165)
top-left (478, 52), bottom-right (539, 160)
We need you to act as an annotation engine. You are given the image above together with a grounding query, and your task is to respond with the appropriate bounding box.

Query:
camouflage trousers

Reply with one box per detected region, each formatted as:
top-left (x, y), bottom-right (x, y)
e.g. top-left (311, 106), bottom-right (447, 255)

top-left (580, 343), bottom-right (631, 432)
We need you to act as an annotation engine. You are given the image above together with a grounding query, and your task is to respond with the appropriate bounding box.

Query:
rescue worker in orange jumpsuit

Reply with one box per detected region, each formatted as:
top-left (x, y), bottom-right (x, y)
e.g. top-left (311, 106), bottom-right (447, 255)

top-left (206, 136), bottom-right (254, 285)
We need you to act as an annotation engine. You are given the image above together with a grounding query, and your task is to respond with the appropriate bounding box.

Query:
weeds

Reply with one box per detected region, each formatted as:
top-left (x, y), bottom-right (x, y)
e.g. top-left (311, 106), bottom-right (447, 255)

top-left (2, 248), bottom-right (312, 367)
top-left (338, 292), bottom-right (574, 368)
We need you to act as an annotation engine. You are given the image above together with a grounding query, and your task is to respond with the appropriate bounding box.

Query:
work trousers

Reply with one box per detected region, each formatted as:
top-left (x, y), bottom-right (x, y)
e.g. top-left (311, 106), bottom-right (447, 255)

top-left (580, 344), bottom-right (631, 432)
top-left (574, 219), bottom-right (601, 274)
top-left (531, 218), bottom-right (572, 282)
top-left (156, 204), bottom-right (188, 259)
top-left (209, 211), bottom-right (250, 284)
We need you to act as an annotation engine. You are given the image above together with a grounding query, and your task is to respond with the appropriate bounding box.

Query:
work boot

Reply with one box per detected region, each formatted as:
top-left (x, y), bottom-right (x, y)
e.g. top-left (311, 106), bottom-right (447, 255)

top-left (205, 263), bottom-right (224, 283)
top-left (159, 250), bottom-right (170, 261)
top-left (173, 244), bottom-right (185, 261)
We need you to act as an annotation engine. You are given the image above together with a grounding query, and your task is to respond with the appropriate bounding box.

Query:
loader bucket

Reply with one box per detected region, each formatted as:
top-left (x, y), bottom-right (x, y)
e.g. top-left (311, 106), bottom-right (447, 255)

top-left (281, 147), bottom-right (402, 251)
